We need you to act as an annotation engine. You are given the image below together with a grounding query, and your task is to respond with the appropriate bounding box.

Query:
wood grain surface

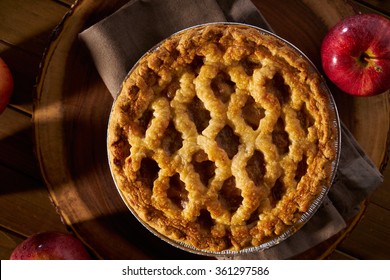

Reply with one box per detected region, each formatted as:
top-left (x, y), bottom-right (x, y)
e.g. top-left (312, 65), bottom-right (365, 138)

top-left (3, 0), bottom-right (384, 260)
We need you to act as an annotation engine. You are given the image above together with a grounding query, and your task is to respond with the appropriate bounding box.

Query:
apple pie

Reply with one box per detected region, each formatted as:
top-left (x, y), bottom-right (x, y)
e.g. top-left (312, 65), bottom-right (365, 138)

top-left (107, 23), bottom-right (338, 253)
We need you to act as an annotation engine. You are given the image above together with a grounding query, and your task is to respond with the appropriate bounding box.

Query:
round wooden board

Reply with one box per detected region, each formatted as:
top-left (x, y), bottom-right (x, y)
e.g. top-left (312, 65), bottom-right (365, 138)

top-left (34, 0), bottom-right (389, 259)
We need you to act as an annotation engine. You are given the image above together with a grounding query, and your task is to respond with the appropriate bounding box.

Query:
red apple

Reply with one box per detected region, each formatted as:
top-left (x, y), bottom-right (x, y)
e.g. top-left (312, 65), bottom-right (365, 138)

top-left (10, 231), bottom-right (91, 260)
top-left (0, 57), bottom-right (14, 114)
top-left (321, 13), bottom-right (390, 96)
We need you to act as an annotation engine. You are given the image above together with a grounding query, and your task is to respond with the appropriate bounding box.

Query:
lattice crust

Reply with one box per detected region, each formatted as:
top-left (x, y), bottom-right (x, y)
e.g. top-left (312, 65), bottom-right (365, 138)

top-left (108, 24), bottom-right (337, 252)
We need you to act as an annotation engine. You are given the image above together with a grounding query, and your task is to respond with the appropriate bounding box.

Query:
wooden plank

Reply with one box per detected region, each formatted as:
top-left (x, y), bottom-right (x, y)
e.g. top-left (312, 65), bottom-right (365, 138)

top-left (0, 41), bottom-right (41, 114)
top-left (338, 204), bottom-right (390, 259)
top-left (0, 164), bottom-right (68, 237)
top-left (0, 228), bottom-right (25, 260)
top-left (53, 0), bottom-right (75, 7)
top-left (370, 167), bottom-right (390, 211)
top-left (0, 0), bottom-right (70, 56)
top-left (0, 108), bottom-right (40, 179)
top-left (354, 0), bottom-right (390, 15)
top-left (327, 249), bottom-right (357, 260)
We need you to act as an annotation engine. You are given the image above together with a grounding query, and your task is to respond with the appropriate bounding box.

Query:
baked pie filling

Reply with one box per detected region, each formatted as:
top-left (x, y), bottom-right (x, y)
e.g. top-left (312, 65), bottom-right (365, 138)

top-left (107, 24), bottom-right (338, 252)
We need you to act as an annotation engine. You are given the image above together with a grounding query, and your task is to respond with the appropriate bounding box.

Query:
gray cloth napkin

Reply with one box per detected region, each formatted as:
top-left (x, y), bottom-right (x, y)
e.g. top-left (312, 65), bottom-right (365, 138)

top-left (79, 0), bottom-right (384, 259)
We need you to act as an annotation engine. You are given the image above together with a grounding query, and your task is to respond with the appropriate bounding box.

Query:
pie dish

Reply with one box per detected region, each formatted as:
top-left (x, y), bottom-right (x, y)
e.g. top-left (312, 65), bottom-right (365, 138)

top-left (107, 23), bottom-right (339, 254)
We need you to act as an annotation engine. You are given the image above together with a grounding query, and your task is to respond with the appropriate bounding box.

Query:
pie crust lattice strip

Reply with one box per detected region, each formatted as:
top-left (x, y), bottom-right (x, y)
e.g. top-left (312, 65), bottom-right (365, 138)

top-left (107, 23), bottom-right (339, 254)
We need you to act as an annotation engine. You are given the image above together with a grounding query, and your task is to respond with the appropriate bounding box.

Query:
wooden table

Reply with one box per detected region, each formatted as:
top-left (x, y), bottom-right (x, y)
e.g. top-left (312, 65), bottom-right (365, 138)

top-left (1, 0), bottom-right (389, 259)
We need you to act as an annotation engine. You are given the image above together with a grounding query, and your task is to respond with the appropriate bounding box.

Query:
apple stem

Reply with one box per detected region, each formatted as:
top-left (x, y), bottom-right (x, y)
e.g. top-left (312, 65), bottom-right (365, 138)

top-left (357, 52), bottom-right (383, 73)
top-left (358, 52), bottom-right (370, 66)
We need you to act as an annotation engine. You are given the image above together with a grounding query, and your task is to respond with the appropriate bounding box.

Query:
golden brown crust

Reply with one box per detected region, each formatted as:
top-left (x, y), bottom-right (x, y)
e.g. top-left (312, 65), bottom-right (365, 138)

top-left (107, 24), bottom-right (337, 252)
